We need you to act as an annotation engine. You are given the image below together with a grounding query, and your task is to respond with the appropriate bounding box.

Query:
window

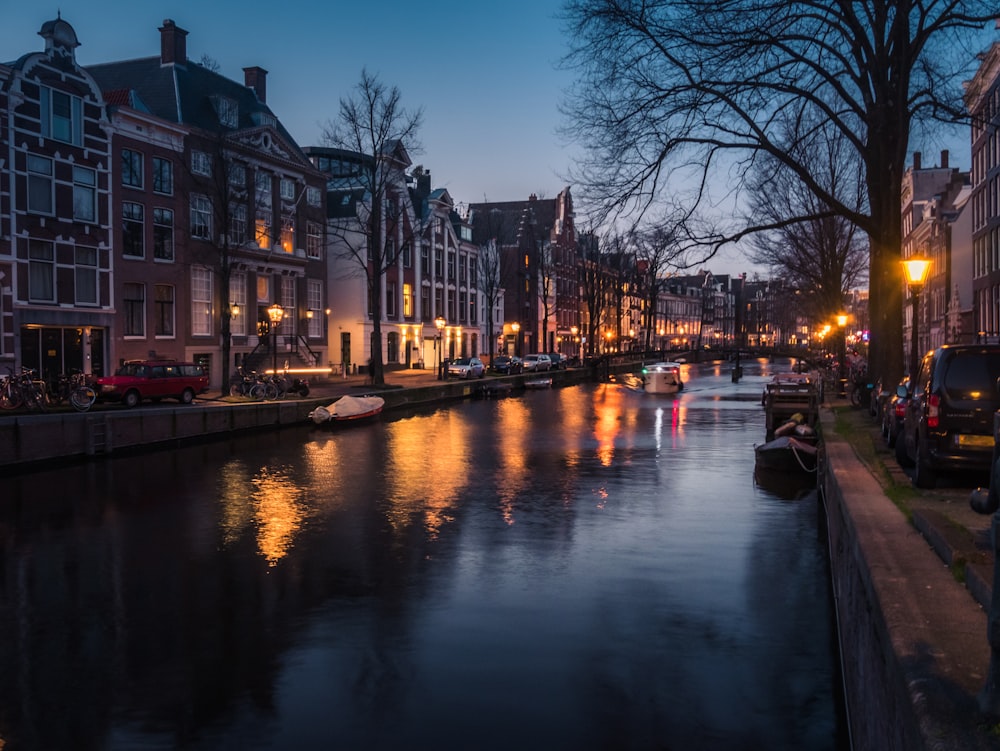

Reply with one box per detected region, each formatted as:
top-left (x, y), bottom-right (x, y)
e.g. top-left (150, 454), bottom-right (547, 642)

top-left (307, 279), bottom-right (322, 338)
top-left (154, 284), bottom-right (175, 337)
top-left (41, 87), bottom-right (82, 145)
top-left (230, 272), bottom-right (246, 337)
top-left (153, 157), bottom-right (173, 195)
top-left (191, 194), bottom-right (212, 240)
top-left (191, 268), bottom-right (213, 336)
top-left (75, 247), bottom-right (98, 305)
top-left (256, 171), bottom-right (271, 198)
top-left (122, 202), bottom-right (144, 257)
top-left (307, 186), bottom-right (321, 207)
top-left (214, 96), bottom-right (238, 128)
top-left (153, 208), bottom-right (174, 260)
top-left (27, 155), bottom-right (53, 214)
top-left (306, 221), bottom-right (322, 258)
top-left (28, 240), bottom-right (55, 302)
top-left (191, 150), bottom-right (212, 177)
top-left (229, 162), bottom-right (246, 188)
top-left (280, 179), bottom-right (295, 200)
top-left (281, 277), bottom-right (295, 312)
top-left (73, 166), bottom-right (97, 222)
top-left (403, 242), bottom-right (412, 268)
top-left (280, 216), bottom-right (294, 253)
top-left (386, 282), bottom-right (396, 318)
top-left (122, 149), bottom-right (143, 188)
top-left (255, 209), bottom-right (271, 248)
top-left (421, 245), bottom-right (429, 275)
top-left (403, 283), bottom-right (413, 318)
top-left (229, 204), bottom-right (247, 246)
top-left (124, 282), bottom-right (145, 337)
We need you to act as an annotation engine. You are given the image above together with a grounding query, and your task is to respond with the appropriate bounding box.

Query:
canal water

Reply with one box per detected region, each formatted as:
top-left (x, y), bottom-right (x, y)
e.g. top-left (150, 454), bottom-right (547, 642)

top-left (0, 358), bottom-right (847, 750)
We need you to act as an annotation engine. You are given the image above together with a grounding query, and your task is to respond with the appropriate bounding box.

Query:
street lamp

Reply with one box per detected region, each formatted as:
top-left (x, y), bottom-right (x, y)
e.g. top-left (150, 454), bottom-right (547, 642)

top-left (511, 322), bottom-right (520, 357)
top-left (435, 316), bottom-right (446, 380)
top-left (570, 325), bottom-right (579, 363)
top-left (903, 256), bottom-right (931, 379)
top-left (267, 302), bottom-right (284, 375)
top-left (836, 313), bottom-right (848, 395)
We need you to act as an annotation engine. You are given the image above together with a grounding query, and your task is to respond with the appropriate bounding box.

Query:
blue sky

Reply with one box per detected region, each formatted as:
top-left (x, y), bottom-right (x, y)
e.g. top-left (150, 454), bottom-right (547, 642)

top-left (0, 2), bottom-right (579, 208)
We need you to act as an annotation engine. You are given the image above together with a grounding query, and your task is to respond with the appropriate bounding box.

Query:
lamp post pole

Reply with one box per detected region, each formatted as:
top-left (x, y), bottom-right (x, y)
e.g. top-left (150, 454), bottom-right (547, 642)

top-left (267, 303), bottom-right (284, 376)
top-left (836, 314), bottom-right (848, 396)
top-left (512, 322), bottom-right (520, 358)
top-left (435, 316), bottom-right (446, 380)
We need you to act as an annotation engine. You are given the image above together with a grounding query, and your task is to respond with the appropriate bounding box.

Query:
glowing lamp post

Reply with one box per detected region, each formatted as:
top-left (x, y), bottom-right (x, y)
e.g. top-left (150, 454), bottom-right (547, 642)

top-left (570, 325), bottom-right (579, 363)
top-left (435, 316), bottom-right (446, 380)
top-left (512, 322), bottom-right (520, 357)
top-left (267, 303), bottom-right (284, 376)
top-left (903, 257), bottom-right (931, 379)
top-left (836, 313), bottom-right (848, 395)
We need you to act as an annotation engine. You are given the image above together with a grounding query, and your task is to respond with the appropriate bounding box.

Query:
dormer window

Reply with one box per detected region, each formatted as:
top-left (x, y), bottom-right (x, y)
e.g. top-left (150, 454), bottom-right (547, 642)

top-left (212, 96), bottom-right (239, 128)
top-left (252, 112), bottom-right (276, 128)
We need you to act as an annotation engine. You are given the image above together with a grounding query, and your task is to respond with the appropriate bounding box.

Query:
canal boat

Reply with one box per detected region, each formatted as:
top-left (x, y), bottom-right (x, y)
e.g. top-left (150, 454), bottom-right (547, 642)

top-left (475, 381), bottom-right (514, 398)
top-left (762, 372), bottom-right (819, 440)
top-left (308, 394), bottom-right (385, 425)
top-left (754, 435), bottom-right (819, 474)
top-left (641, 361), bottom-right (684, 394)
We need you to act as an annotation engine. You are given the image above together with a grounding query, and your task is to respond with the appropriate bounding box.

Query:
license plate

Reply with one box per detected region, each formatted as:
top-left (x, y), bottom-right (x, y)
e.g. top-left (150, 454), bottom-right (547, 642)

top-left (956, 434), bottom-right (994, 448)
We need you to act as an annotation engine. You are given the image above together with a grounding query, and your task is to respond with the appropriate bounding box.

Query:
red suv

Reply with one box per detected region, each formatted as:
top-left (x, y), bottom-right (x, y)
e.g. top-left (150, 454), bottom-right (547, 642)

top-left (96, 359), bottom-right (208, 408)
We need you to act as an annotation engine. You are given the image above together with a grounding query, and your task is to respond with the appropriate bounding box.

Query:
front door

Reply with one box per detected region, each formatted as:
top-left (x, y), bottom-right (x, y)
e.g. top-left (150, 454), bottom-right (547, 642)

top-left (340, 332), bottom-right (351, 373)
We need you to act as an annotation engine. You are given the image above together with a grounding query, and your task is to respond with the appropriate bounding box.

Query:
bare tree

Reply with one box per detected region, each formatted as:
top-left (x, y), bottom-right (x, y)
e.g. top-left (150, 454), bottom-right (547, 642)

top-left (560, 0), bottom-right (996, 387)
top-left (745, 128), bottom-right (869, 324)
top-left (634, 225), bottom-right (688, 349)
top-left (321, 69), bottom-right (423, 387)
top-left (475, 206), bottom-right (513, 363)
top-left (577, 230), bottom-right (608, 356)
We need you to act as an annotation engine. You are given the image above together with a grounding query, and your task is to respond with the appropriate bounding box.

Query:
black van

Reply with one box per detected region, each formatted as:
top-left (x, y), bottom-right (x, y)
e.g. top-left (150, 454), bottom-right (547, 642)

top-left (897, 344), bottom-right (1000, 488)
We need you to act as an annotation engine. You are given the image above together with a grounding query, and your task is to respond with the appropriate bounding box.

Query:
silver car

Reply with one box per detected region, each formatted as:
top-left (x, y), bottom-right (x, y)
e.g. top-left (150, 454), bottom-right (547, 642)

top-left (522, 354), bottom-right (552, 372)
top-left (447, 357), bottom-right (486, 379)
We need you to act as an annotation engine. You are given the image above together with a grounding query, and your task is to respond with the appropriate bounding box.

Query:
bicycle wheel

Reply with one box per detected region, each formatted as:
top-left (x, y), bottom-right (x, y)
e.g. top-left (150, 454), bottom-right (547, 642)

top-left (0, 382), bottom-right (22, 410)
top-left (70, 386), bottom-right (97, 412)
top-left (262, 383), bottom-right (279, 400)
top-left (849, 385), bottom-right (861, 407)
top-left (230, 383), bottom-right (244, 397)
top-left (249, 383), bottom-right (266, 400)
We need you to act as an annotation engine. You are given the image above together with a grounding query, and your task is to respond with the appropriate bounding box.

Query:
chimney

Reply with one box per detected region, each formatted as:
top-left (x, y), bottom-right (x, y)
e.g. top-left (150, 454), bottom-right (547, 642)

top-left (941, 150), bottom-right (949, 169)
top-left (417, 170), bottom-right (431, 196)
top-left (159, 19), bottom-right (187, 66)
top-left (244, 66), bottom-right (268, 103)
top-left (913, 151), bottom-right (921, 171)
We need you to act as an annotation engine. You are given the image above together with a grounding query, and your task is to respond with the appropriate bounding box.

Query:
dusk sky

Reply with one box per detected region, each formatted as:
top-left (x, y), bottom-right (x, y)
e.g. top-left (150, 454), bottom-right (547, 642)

top-left (0, 2), bottom-right (580, 208)
top-left (1, 4), bottom-right (980, 279)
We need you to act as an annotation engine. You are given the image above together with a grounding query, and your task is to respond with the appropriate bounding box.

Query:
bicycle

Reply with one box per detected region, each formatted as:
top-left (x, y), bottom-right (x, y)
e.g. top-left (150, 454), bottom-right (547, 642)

top-left (48, 371), bottom-right (97, 412)
top-left (229, 367), bottom-right (267, 400)
top-left (0, 367), bottom-right (49, 411)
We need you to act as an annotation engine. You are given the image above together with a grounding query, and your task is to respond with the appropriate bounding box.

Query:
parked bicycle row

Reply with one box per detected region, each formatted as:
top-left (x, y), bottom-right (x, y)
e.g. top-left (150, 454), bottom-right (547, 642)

top-left (229, 367), bottom-right (310, 401)
top-left (0, 366), bottom-right (97, 412)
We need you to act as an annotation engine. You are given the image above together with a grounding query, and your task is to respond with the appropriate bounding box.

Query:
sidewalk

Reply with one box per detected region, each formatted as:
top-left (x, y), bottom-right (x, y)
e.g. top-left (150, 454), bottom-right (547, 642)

top-left (822, 396), bottom-right (999, 750)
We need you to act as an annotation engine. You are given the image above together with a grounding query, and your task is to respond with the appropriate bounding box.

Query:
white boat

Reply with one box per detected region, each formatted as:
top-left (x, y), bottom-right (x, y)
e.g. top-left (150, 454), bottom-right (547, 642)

top-left (641, 362), bottom-right (684, 394)
top-left (309, 394), bottom-right (385, 425)
top-left (524, 377), bottom-right (553, 389)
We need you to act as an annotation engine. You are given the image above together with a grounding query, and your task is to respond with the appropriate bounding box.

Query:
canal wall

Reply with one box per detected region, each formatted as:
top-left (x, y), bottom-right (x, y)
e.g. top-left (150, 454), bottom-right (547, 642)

top-left (0, 367), bottom-right (597, 471)
top-left (822, 423), bottom-right (993, 750)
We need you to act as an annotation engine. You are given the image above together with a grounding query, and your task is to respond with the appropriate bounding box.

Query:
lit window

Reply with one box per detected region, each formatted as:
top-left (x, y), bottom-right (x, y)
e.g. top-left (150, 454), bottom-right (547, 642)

top-left (191, 268), bottom-right (213, 336)
top-left (255, 209), bottom-right (271, 249)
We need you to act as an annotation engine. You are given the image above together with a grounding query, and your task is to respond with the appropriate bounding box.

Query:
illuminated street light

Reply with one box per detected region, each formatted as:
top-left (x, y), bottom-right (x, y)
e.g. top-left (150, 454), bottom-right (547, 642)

top-left (435, 316), bottom-right (446, 380)
top-left (902, 257), bottom-right (931, 378)
top-left (267, 302), bottom-right (284, 376)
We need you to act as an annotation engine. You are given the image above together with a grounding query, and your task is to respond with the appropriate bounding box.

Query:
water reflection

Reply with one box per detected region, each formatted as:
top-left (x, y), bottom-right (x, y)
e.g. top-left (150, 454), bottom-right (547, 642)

top-left (0, 361), bottom-right (843, 750)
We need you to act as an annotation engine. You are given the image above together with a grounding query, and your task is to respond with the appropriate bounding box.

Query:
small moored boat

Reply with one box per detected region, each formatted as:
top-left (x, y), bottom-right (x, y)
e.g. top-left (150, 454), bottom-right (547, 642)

top-left (524, 377), bottom-right (553, 389)
top-left (754, 435), bottom-right (818, 474)
top-left (309, 394), bottom-right (385, 425)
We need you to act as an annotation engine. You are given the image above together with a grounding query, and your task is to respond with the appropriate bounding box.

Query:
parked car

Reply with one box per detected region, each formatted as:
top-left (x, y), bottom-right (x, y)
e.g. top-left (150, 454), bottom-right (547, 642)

top-left (447, 357), bottom-right (486, 379)
top-left (883, 377), bottom-right (910, 450)
top-left (96, 359), bottom-right (209, 408)
top-left (522, 354), bottom-right (552, 372)
top-left (491, 355), bottom-right (523, 375)
top-left (546, 353), bottom-right (567, 370)
top-left (897, 344), bottom-right (1000, 488)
